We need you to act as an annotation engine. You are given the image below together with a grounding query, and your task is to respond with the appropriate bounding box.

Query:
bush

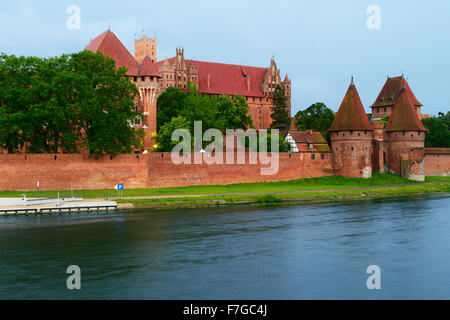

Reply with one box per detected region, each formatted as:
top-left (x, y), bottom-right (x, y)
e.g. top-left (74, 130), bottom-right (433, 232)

top-left (257, 194), bottom-right (283, 204)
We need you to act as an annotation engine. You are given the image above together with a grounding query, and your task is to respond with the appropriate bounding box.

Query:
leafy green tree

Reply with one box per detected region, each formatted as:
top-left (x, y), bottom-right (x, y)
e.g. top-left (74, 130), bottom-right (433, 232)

top-left (156, 84), bottom-right (253, 136)
top-left (157, 116), bottom-right (191, 152)
top-left (294, 102), bottom-right (335, 142)
top-left (0, 54), bottom-right (40, 153)
top-left (240, 129), bottom-right (290, 152)
top-left (156, 86), bottom-right (188, 130)
top-left (215, 95), bottom-right (253, 130)
top-left (180, 89), bottom-right (220, 132)
top-left (69, 51), bottom-right (144, 157)
top-left (26, 55), bottom-right (80, 153)
top-left (0, 51), bottom-right (144, 156)
top-left (270, 85), bottom-right (290, 129)
top-left (422, 111), bottom-right (450, 148)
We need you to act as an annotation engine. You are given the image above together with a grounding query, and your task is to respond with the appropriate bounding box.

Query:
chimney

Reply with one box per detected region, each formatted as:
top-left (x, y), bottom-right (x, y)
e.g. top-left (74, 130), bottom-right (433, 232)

top-left (247, 76), bottom-right (251, 91)
top-left (308, 129), bottom-right (313, 135)
top-left (207, 74), bottom-right (211, 88)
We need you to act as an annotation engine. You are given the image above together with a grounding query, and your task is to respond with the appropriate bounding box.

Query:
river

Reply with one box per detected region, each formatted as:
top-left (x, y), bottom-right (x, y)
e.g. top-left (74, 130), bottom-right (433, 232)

top-left (0, 194), bottom-right (449, 299)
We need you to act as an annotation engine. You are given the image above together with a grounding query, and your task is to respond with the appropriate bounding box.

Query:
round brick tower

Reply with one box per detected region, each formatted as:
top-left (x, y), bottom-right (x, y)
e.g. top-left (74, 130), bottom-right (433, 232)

top-left (385, 86), bottom-right (427, 181)
top-left (328, 79), bottom-right (374, 178)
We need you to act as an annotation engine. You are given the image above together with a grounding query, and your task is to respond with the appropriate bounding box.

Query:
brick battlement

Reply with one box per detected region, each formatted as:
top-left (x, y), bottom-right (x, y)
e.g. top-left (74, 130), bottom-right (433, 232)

top-left (0, 153), bottom-right (332, 191)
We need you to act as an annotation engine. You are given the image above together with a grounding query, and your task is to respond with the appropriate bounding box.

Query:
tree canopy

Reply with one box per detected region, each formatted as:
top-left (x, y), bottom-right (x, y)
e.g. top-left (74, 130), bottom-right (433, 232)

top-left (0, 51), bottom-right (144, 156)
top-left (422, 111), bottom-right (450, 148)
top-left (155, 84), bottom-right (254, 151)
top-left (270, 84), bottom-right (290, 129)
top-left (294, 102), bottom-right (335, 142)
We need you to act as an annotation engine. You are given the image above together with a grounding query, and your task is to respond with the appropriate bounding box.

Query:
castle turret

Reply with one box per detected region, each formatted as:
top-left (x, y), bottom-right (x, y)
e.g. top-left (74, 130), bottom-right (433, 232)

top-left (329, 79), bottom-right (374, 178)
top-left (385, 86), bottom-right (427, 181)
top-left (135, 35), bottom-right (157, 64)
top-left (370, 76), bottom-right (423, 120)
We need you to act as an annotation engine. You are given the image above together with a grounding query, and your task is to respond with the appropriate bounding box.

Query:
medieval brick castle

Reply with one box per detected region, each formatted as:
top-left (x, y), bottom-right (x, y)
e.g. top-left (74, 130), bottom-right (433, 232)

top-left (85, 30), bottom-right (291, 148)
top-left (0, 29), bottom-right (448, 193)
top-left (82, 29), bottom-right (448, 181)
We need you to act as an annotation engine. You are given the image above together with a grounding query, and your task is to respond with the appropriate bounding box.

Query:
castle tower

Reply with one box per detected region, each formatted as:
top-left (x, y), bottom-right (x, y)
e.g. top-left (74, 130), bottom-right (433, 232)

top-left (135, 35), bottom-right (157, 64)
top-left (328, 79), bottom-right (374, 178)
top-left (370, 76), bottom-right (423, 120)
top-left (385, 85), bottom-right (427, 181)
top-left (282, 74), bottom-right (292, 118)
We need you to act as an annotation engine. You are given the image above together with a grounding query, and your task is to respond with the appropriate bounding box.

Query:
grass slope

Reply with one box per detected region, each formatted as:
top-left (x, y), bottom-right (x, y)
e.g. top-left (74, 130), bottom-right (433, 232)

top-left (0, 174), bottom-right (448, 200)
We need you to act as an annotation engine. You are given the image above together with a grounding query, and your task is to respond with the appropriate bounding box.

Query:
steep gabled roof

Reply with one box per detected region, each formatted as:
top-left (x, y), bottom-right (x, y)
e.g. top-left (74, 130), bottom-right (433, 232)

top-left (158, 58), bottom-right (268, 97)
top-left (139, 55), bottom-right (160, 77)
top-left (386, 87), bottom-right (427, 132)
top-left (370, 76), bottom-right (422, 109)
top-left (328, 82), bottom-right (374, 131)
top-left (85, 30), bottom-right (139, 76)
top-left (288, 131), bottom-right (328, 144)
top-left (287, 131), bottom-right (331, 153)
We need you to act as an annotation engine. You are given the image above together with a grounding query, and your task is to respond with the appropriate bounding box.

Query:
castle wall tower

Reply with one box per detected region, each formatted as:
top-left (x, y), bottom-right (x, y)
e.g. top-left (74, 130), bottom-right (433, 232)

top-left (328, 79), bottom-right (374, 178)
top-left (385, 86), bottom-right (427, 181)
top-left (370, 76), bottom-right (423, 120)
top-left (135, 35), bottom-right (157, 64)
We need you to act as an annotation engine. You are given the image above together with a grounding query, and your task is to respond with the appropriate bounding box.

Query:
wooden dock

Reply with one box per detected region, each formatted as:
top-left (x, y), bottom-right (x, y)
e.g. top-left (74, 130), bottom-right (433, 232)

top-left (0, 204), bottom-right (117, 216)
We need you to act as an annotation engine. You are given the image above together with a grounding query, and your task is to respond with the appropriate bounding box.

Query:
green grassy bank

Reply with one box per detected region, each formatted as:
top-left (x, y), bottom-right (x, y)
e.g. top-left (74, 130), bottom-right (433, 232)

top-left (116, 181), bottom-right (450, 210)
top-left (1, 174), bottom-right (449, 210)
top-left (0, 173), bottom-right (447, 199)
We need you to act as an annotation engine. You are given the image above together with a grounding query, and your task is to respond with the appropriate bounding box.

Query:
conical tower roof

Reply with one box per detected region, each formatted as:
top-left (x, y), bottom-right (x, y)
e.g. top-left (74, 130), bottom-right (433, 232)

top-left (386, 86), bottom-right (427, 132)
top-left (329, 80), bottom-right (374, 132)
top-left (85, 30), bottom-right (139, 76)
top-left (138, 55), bottom-right (160, 77)
top-left (370, 76), bottom-right (422, 109)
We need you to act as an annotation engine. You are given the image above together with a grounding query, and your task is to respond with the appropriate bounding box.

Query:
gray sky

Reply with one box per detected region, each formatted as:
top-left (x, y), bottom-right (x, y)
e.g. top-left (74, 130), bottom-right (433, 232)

top-left (1, 0), bottom-right (449, 116)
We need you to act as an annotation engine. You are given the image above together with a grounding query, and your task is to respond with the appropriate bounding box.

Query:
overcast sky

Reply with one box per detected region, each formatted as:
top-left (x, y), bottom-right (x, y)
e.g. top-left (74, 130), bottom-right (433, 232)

top-left (1, 0), bottom-right (449, 116)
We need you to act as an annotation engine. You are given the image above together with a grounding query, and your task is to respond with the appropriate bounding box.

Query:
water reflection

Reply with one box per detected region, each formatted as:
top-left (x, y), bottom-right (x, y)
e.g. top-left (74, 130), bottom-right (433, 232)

top-left (0, 194), bottom-right (449, 299)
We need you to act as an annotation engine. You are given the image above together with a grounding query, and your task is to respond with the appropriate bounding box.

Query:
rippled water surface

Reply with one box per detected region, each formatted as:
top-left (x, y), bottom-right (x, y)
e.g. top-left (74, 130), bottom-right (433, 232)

top-left (1, 194), bottom-right (449, 299)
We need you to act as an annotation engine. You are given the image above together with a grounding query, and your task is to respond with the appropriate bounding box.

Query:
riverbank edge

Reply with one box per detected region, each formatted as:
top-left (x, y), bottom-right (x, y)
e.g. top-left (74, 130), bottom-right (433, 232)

top-left (116, 183), bottom-right (450, 210)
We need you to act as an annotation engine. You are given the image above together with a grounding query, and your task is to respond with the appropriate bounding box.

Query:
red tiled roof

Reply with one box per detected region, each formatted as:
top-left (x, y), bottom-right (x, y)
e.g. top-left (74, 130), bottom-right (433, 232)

top-left (288, 131), bottom-right (327, 144)
top-left (370, 76), bottom-right (422, 108)
top-left (329, 82), bottom-right (374, 131)
top-left (287, 131), bottom-right (331, 153)
top-left (85, 30), bottom-right (139, 76)
top-left (159, 57), bottom-right (268, 97)
top-left (386, 87), bottom-right (427, 132)
top-left (296, 143), bottom-right (331, 153)
top-left (139, 56), bottom-right (160, 77)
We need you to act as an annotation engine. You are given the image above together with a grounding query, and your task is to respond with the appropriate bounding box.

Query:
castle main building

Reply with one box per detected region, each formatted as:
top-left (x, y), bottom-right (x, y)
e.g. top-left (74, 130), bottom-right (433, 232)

top-left (86, 30), bottom-right (291, 148)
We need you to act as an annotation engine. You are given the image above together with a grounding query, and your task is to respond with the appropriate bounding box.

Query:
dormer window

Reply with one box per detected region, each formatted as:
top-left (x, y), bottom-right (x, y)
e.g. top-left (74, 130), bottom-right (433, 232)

top-left (309, 144), bottom-right (314, 149)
